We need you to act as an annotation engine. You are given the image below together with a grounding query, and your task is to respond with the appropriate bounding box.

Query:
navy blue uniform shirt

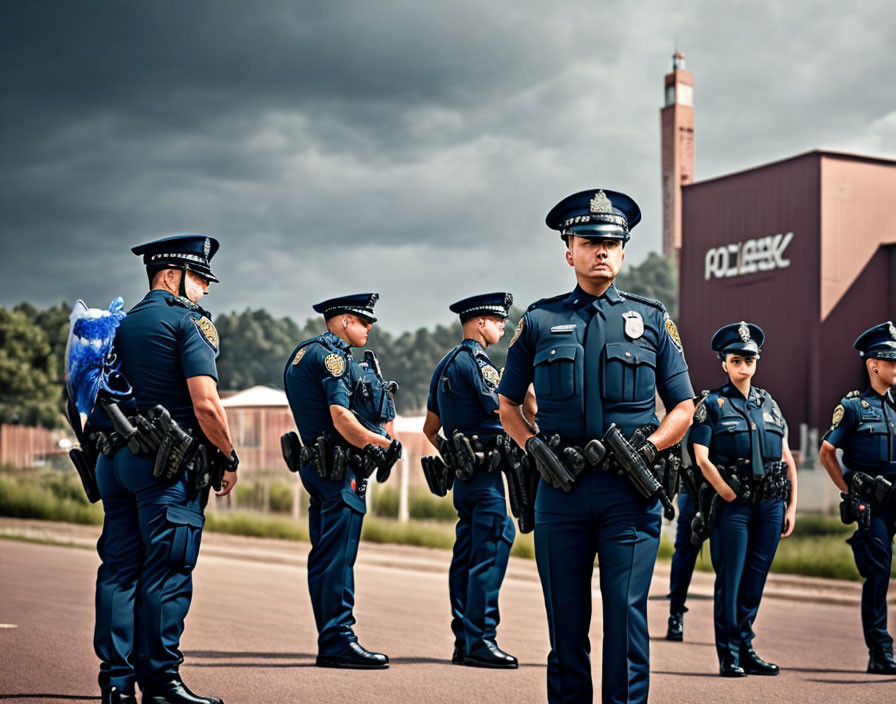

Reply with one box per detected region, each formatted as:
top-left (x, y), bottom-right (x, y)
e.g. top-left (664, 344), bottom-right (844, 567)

top-left (283, 332), bottom-right (354, 442)
top-left (427, 339), bottom-right (503, 442)
top-left (498, 284), bottom-right (693, 442)
top-left (825, 387), bottom-right (896, 476)
top-left (689, 384), bottom-right (786, 474)
top-left (114, 289), bottom-right (218, 429)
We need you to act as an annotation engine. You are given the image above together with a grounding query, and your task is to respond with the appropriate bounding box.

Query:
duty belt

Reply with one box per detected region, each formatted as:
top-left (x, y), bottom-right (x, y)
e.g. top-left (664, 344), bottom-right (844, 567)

top-left (723, 460), bottom-right (790, 503)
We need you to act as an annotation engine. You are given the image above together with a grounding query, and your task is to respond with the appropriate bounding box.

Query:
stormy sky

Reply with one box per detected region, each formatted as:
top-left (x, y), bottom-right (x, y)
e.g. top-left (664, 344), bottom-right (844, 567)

top-left (2, 0), bottom-right (894, 331)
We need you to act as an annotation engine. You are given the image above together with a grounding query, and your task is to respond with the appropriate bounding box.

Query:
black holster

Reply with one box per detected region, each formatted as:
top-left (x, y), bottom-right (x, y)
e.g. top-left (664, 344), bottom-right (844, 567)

top-left (69, 446), bottom-right (101, 504)
top-left (497, 434), bottom-right (538, 534)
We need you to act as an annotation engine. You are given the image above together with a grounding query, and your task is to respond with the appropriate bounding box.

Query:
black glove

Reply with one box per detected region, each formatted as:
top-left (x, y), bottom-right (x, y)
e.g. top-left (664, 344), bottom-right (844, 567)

top-left (376, 439), bottom-right (402, 483)
top-left (525, 434), bottom-right (575, 492)
top-left (421, 455), bottom-right (454, 496)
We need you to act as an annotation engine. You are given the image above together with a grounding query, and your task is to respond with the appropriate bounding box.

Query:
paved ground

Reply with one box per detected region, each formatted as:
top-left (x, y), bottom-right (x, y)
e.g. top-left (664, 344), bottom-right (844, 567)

top-left (0, 519), bottom-right (894, 703)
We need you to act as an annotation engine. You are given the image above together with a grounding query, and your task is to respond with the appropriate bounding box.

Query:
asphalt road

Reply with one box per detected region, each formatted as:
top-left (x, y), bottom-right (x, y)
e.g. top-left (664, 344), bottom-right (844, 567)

top-left (0, 528), bottom-right (894, 704)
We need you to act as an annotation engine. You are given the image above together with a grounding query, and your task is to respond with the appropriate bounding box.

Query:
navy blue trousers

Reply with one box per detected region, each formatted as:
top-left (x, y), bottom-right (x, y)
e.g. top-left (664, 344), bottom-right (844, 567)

top-left (709, 498), bottom-right (783, 666)
top-left (668, 489), bottom-right (700, 614)
top-left (449, 469), bottom-right (515, 655)
top-left (535, 471), bottom-right (662, 704)
top-left (847, 501), bottom-right (896, 653)
top-left (299, 462), bottom-right (366, 655)
top-left (94, 449), bottom-right (205, 694)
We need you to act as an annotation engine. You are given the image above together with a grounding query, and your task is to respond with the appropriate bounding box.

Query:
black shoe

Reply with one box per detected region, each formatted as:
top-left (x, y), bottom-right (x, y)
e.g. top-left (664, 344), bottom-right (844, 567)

top-left (463, 641), bottom-right (518, 669)
top-left (451, 646), bottom-right (465, 664)
top-left (868, 649), bottom-right (896, 675)
top-left (103, 687), bottom-right (138, 704)
top-left (739, 646), bottom-right (779, 676)
top-left (719, 659), bottom-right (747, 678)
top-left (666, 612), bottom-right (684, 641)
top-left (316, 642), bottom-right (390, 669)
top-left (142, 678), bottom-right (223, 704)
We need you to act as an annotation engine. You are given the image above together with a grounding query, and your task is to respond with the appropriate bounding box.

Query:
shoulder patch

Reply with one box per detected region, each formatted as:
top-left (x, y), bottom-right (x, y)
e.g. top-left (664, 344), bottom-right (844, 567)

top-left (831, 404), bottom-right (845, 428)
top-left (619, 291), bottom-right (666, 311)
top-left (292, 346), bottom-right (309, 366)
top-left (694, 403), bottom-right (707, 423)
top-left (664, 317), bottom-right (683, 352)
top-left (324, 352), bottom-right (346, 377)
top-left (481, 364), bottom-right (500, 387)
top-left (509, 317), bottom-right (525, 347)
top-left (194, 316), bottom-right (219, 350)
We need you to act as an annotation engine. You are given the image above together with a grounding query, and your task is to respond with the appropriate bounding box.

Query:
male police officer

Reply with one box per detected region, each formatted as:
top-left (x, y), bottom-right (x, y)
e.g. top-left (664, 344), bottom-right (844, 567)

top-left (820, 322), bottom-right (896, 675)
top-left (422, 293), bottom-right (518, 668)
top-left (283, 293), bottom-right (399, 669)
top-left (498, 190), bottom-right (695, 704)
top-left (93, 235), bottom-right (238, 704)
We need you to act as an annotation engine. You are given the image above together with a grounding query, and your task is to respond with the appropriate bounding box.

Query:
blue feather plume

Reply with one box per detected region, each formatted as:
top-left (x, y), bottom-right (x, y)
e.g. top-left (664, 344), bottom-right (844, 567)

top-left (65, 297), bottom-right (127, 415)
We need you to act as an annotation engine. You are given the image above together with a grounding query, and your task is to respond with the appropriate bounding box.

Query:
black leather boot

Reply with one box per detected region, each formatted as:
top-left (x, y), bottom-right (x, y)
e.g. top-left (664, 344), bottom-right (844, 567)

top-left (142, 678), bottom-right (223, 704)
top-left (867, 648), bottom-right (896, 675)
top-left (102, 686), bottom-right (138, 704)
top-left (463, 641), bottom-right (519, 669)
top-left (719, 655), bottom-right (747, 678)
top-left (316, 641), bottom-right (390, 669)
top-left (451, 645), bottom-right (465, 664)
top-left (666, 612), bottom-right (684, 641)
top-left (739, 646), bottom-right (779, 675)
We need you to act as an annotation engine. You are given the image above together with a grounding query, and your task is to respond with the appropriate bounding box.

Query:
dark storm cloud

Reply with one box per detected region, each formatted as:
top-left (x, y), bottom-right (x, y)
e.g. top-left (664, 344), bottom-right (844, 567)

top-left (1, 0), bottom-right (894, 330)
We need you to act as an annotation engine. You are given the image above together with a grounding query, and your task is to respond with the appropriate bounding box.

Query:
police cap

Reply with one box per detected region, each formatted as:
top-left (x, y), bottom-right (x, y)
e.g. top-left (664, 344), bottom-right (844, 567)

top-left (854, 322), bottom-right (896, 361)
top-left (449, 292), bottom-right (513, 322)
top-left (132, 235), bottom-right (220, 283)
top-left (545, 189), bottom-right (641, 244)
top-left (711, 321), bottom-right (765, 359)
top-left (313, 293), bottom-right (379, 323)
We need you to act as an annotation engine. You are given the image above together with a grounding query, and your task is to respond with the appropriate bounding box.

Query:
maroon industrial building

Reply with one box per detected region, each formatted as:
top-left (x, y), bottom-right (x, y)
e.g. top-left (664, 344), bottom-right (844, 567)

top-left (677, 150), bottom-right (896, 456)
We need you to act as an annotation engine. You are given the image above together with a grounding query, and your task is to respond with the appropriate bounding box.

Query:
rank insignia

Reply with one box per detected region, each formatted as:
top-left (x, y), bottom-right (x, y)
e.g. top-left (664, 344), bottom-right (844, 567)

top-left (194, 316), bottom-right (219, 351)
top-left (324, 353), bottom-right (346, 377)
top-left (623, 311), bottom-right (644, 339)
top-left (665, 317), bottom-right (683, 352)
top-left (831, 404), bottom-right (845, 428)
top-left (292, 346), bottom-right (308, 366)
top-left (509, 318), bottom-right (524, 347)
top-left (482, 365), bottom-right (500, 387)
top-left (861, 400), bottom-right (870, 408)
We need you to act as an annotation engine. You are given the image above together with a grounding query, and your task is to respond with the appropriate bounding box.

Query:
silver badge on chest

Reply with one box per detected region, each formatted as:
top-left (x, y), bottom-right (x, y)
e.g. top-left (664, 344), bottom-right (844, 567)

top-left (622, 311), bottom-right (644, 339)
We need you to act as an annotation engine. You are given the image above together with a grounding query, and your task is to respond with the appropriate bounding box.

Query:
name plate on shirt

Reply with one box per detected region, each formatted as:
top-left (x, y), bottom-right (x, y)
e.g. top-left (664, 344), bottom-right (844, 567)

top-left (550, 324), bottom-right (577, 334)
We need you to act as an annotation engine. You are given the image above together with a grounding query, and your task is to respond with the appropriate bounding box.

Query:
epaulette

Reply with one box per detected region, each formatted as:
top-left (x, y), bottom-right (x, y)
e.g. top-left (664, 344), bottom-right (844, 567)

top-left (527, 292), bottom-right (568, 311)
top-left (845, 389), bottom-right (862, 399)
top-left (165, 294), bottom-right (211, 319)
top-left (618, 290), bottom-right (666, 312)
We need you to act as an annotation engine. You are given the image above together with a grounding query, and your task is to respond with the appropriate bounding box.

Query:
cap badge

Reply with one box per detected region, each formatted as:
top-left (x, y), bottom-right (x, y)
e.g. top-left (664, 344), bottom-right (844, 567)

top-left (889, 321), bottom-right (896, 340)
top-left (590, 190), bottom-right (613, 214)
top-left (622, 311), bottom-right (644, 339)
top-left (203, 237), bottom-right (211, 257)
top-left (738, 321), bottom-right (751, 343)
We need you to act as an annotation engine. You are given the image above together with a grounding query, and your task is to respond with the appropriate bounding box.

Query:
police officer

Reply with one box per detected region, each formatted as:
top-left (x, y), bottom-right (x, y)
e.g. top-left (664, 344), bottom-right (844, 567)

top-left (93, 236), bottom-right (239, 704)
top-left (283, 293), bottom-right (399, 669)
top-left (664, 480), bottom-right (700, 641)
top-left (690, 323), bottom-right (797, 677)
top-left (498, 189), bottom-right (695, 704)
top-left (819, 322), bottom-right (896, 675)
top-left (422, 293), bottom-right (518, 668)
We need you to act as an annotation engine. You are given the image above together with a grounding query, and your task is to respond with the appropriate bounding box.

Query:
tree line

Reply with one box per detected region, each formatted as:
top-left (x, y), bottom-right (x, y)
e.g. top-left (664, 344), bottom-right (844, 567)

top-left (1, 253), bottom-right (676, 424)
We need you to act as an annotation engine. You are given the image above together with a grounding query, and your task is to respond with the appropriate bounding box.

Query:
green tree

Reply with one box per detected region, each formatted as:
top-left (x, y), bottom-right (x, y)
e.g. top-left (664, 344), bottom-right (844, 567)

top-left (0, 307), bottom-right (63, 428)
top-left (616, 252), bottom-right (678, 319)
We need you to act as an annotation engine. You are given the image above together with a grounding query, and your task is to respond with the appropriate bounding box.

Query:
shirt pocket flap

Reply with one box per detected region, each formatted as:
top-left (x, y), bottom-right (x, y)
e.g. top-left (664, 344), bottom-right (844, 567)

top-left (605, 342), bottom-right (656, 369)
top-left (534, 345), bottom-right (578, 365)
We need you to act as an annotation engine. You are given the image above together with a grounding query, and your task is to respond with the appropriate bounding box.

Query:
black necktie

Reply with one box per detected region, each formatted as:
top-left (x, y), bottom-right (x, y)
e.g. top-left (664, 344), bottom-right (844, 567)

top-left (584, 300), bottom-right (606, 440)
top-left (747, 397), bottom-right (764, 478)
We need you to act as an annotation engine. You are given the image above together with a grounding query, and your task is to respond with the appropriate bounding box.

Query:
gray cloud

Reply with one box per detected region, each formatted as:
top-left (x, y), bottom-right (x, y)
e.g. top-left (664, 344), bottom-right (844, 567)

top-left (2, 0), bottom-right (894, 330)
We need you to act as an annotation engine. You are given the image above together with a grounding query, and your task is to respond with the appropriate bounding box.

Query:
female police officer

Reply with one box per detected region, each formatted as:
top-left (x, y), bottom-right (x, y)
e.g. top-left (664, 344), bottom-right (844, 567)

top-left (690, 322), bottom-right (798, 677)
top-left (819, 322), bottom-right (896, 675)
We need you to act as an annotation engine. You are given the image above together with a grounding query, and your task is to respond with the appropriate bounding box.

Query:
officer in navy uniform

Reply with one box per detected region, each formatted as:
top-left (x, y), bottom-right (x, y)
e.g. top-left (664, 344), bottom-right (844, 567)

top-left (283, 293), bottom-right (398, 669)
top-left (664, 480), bottom-right (700, 641)
top-left (93, 236), bottom-right (239, 704)
top-left (497, 189), bottom-right (695, 704)
top-left (820, 322), bottom-right (896, 675)
top-left (689, 323), bottom-right (798, 677)
top-left (422, 293), bottom-right (519, 669)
